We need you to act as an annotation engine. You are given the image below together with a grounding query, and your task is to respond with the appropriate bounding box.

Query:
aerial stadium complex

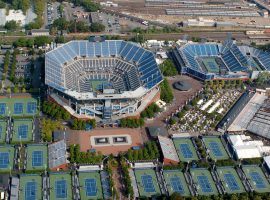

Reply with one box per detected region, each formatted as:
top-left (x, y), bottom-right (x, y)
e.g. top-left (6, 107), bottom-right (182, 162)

top-left (173, 39), bottom-right (270, 80)
top-left (45, 38), bottom-right (163, 119)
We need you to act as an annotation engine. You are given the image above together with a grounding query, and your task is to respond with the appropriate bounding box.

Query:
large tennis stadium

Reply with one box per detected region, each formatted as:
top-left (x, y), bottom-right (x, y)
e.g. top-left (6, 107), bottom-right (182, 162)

top-left (45, 38), bottom-right (163, 119)
top-left (173, 39), bottom-right (270, 80)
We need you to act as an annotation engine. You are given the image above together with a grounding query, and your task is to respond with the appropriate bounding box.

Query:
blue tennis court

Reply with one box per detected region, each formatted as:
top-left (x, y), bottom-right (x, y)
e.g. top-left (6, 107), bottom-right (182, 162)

top-left (198, 176), bottom-right (213, 193)
top-left (250, 172), bottom-right (266, 189)
top-left (18, 125), bottom-right (28, 139)
top-left (209, 142), bottom-right (223, 157)
top-left (224, 173), bottom-right (239, 191)
top-left (0, 152), bottom-right (9, 169)
top-left (0, 103), bottom-right (5, 115)
top-left (171, 177), bottom-right (184, 194)
top-left (27, 102), bottom-right (37, 114)
top-left (142, 175), bottom-right (156, 193)
top-left (32, 151), bottom-right (43, 167)
top-left (85, 179), bottom-right (97, 197)
top-left (55, 180), bottom-right (67, 198)
top-left (14, 103), bottom-right (23, 114)
top-left (25, 181), bottom-right (37, 200)
top-left (179, 144), bottom-right (193, 158)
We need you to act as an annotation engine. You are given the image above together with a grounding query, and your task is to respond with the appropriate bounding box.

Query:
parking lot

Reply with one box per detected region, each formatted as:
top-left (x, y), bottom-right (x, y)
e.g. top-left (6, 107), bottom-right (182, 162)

top-left (46, 1), bottom-right (61, 26)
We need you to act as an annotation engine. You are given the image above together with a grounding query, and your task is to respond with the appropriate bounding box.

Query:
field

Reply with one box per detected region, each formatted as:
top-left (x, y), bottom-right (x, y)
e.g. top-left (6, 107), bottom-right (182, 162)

top-left (78, 171), bottom-right (103, 199)
top-left (11, 119), bottom-right (33, 143)
top-left (0, 96), bottom-right (38, 116)
top-left (163, 170), bottom-right (190, 196)
top-left (134, 169), bottom-right (161, 197)
top-left (19, 174), bottom-right (43, 200)
top-left (242, 165), bottom-right (270, 193)
top-left (216, 167), bottom-right (245, 194)
top-left (49, 173), bottom-right (73, 200)
top-left (26, 144), bottom-right (48, 171)
top-left (202, 57), bottom-right (220, 73)
top-left (203, 136), bottom-right (229, 160)
top-left (0, 145), bottom-right (14, 172)
top-left (190, 168), bottom-right (218, 196)
top-left (0, 120), bottom-right (7, 143)
top-left (173, 137), bottom-right (198, 162)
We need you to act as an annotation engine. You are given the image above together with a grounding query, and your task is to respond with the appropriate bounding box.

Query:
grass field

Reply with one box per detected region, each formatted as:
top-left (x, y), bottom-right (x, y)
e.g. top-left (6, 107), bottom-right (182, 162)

top-left (0, 120), bottom-right (7, 143)
top-left (242, 165), bottom-right (270, 193)
top-left (134, 169), bottom-right (161, 198)
top-left (202, 57), bottom-right (220, 73)
top-left (49, 172), bottom-right (73, 200)
top-left (203, 136), bottom-right (229, 160)
top-left (190, 168), bottom-right (218, 196)
top-left (11, 119), bottom-right (33, 143)
top-left (163, 170), bottom-right (190, 196)
top-left (173, 138), bottom-right (198, 162)
top-left (26, 144), bottom-right (48, 171)
top-left (0, 145), bottom-right (14, 172)
top-left (0, 96), bottom-right (38, 116)
top-left (78, 171), bottom-right (103, 200)
top-left (216, 167), bottom-right (245, 194)
top-left (19, 174), bottom-right (42, 200)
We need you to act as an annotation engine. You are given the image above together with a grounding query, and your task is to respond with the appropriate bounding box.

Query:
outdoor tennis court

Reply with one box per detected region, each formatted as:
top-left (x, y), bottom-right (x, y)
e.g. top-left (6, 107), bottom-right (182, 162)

top-left (26, 144), bottom-right (48, 171)
top-left (242, 165), bottom-right (270, 193)
top-left (78, 171), bottom-right (103, 199)
top-left (12, 119), bottom-right (33, 143)
top-left (0, 120), bottom-right (7, 143)
top-left (216, 167), bottom-right (245, 194)
top-left (173, 138), bottom-right (198, 162)
top-left (50, 173), bottom-right (72, 200)
top-left (19, 174), bottom-right (42, 200)
top-left (190, 168), bottom-right (218, 196)
top-left (163, 170), bottom-right (190, 196)
top-left (203, 136), bottom-right (229, 160)
top-left (0, 96), bottom-right (38, 116)
top-left (0, 145), bottom-right (14, 172)
top-left (202, 57), bottom-right (220, 73)
top-left (134, 169), bottom-right (161, 197)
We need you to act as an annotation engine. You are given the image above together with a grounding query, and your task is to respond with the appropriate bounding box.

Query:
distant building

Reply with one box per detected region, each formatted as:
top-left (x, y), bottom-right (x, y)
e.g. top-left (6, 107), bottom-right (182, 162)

top-left (30, 29), bottom-right (50, 36)
top-left (147, 126), bottom-right (168, 139)
top-left (158, 136), bottom-right (179, 165)
top-left (48, 140), bottom-right (67, 170)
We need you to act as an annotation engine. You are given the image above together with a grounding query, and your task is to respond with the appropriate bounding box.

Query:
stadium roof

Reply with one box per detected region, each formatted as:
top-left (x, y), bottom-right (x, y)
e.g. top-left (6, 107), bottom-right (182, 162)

top-left (48, 140), bottom-right (67, 169)
top-left (158, 136), bottom-right (179, 163)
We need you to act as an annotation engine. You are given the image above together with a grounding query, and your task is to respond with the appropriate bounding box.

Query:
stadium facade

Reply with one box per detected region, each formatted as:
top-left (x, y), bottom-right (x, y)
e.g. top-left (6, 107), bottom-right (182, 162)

top-left (173, 39), bottom-right (270, 80)
top-left (45, 39), bottom-right (163, 119)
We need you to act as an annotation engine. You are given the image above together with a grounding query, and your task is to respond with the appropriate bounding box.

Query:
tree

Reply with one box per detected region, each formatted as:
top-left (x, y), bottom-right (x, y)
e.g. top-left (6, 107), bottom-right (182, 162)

top-left (170, 192), bottom-right (184, 200)
top-left (160, 59), bottom-right (178, 76)
top-left (34, 36), bottom-right (52, 47)
top-left (90, 22), bottom-right (105, 32)
top-left (52, 17), bottom-right (69, 31)
top-left (68, 20), bottom-right (89, 33)
top-left (160, 78), bottom-right (174, 103)
top-left (5, 20), bottom-right (19, 31)
top-left (0, 0), bottom-right (6, 9)
top-left (55, 35), bottom-right (65, 44)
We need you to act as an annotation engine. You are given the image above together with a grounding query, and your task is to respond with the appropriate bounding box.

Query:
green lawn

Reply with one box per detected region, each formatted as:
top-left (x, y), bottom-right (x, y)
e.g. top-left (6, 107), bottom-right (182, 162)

top-left (134, 169), bottom-right (161, 198)
top-left (173, 137), bottom-right (199, 162)
top-left (19, 174), bottom-right (43, 200)
top-left (163, 170), bottom-right (190, 196)
top-left (0, 145), bottom-right (14, 172)
top-left (78, 171), bottom-right (103, 200)
top-left (49, 173), bottom-right (73, 200)
top-left (11, 119), bottom-right (33, 143)
top-left (26, 144), bottom-right (48, 171)
top-left (203, 136), bottom-right (229, 160)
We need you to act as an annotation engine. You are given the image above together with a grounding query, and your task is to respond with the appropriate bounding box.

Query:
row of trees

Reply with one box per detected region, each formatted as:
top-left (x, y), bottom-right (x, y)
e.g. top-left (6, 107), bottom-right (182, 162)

top-left (205, 79), bottom-right (244, 91)
top-left (126, 141), bottom-right (159, 161)
top-left (3, 50), bottom-right (10, 75)
top-left (72, 0), bottom-right (100, 12)
top-left (160, 78), bottom-right (174, 103)
top-left (25, 0), bottom-right (45, 29)
top-left (194, 138), bottom-right (207, 159)
top-left (71, 118), bottom-right (96, 130)
top-left (9, 50), bottom-right (18, 82)
top-left (41, 118), bottom-right (63, 142)
top-left (69, 144), bottom-right (103, 164)
top-left (119, 117), bottom-right (144, 128)
top-left (13, 36), bottom-right (52, 47)
top-left (42, 101), bottom-right (71, 120)
top-left (160, 59), bottom-right (178, 77)
top-left (120, 157), bottom-right (134, 198)
top-left (140, 103), bottom-right (161, 119)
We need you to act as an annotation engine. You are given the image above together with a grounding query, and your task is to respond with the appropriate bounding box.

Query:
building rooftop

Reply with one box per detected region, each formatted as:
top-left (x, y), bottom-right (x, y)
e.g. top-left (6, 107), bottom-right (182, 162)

top-left (158, 136), bottom-right (179, 163)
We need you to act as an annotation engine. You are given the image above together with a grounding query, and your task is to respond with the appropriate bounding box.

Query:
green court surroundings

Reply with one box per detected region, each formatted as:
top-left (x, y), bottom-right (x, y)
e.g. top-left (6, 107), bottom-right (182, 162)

top-left (19, 174), bottom-right (43, 200)
top-left (11, 119), bottom-right (33, 143)
top-left (0, 96), bottom-right (38, 117)
top-left (78, 171), bottom-right (103, 200)
top-left (163, 170), bottom-right (190, 196)
top-left (216, 166), bottom-right (245, 194)
top-left (25, 144), bottom-right (48, 171)
top-left (134, 169), bottom-right (161, 198)
top-left (0, 145), bottom-right (15, 172)
top-left (0, 120), bottom-right (7, 143)
top-left (49, 172), bottom-right (73, 200)
top-left (173, 137), bottom-right (199, 162)
top-left (202, 136), bottom-right (229, 160)
top-left (242, 165), bottom-right (270, 193)
top-left (190, 168), bottom-right (218, 196)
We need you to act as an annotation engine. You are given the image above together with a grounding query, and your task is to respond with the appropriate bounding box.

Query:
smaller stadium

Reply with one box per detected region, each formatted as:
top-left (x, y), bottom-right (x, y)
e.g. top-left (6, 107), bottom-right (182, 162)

top-left (173, 39), bottom-right (270, 80)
